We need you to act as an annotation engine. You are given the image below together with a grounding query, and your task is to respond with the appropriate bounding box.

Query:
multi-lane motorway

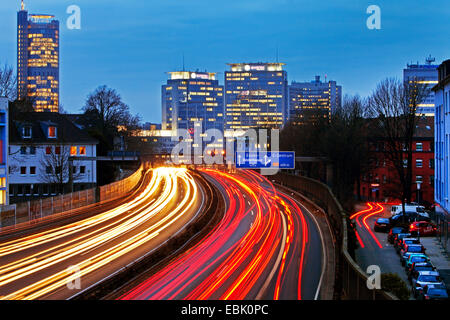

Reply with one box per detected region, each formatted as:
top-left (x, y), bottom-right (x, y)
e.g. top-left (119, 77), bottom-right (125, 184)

top-left (0, 167), bottom-right (325, 300)
top-left (120, 169), bottom-right (324, 300)
top-left (0, 168), bottom-right (204, 300)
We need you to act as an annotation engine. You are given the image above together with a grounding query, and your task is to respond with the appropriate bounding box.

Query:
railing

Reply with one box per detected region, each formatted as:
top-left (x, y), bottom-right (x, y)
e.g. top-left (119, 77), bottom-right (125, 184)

top-left (272, 173), bottom-right (397, 300)
top-left (0, 164), bottom-right (146, 231)
top-left (430, 209), bottom-right (450, 256)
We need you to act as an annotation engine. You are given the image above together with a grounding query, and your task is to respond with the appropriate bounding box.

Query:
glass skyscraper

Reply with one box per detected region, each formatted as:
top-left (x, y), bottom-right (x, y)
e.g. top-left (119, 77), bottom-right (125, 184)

top-left (162, 71), bottom-right (224, 150)
top-left (17, 2), bottom-right (59, 112)
top-left (403, 58), bottom-right (438, 117)
top-left (225, 63), bottom-right (288, 131)
top-left (288, 76), bottom-right (342, 125)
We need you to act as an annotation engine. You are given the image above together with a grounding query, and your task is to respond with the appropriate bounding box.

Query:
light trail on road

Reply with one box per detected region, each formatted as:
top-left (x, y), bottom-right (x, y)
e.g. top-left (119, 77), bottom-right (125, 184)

top-left (120, 169), bottom-right (323, 300)
top-left (0, 167), bottom-right (200, 300)
top-left (351, 202), bottom-right (384, 249)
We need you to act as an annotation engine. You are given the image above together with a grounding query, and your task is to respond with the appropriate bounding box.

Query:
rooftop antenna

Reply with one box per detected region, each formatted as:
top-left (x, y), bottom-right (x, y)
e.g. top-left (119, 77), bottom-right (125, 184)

top-left (425, 55), bottom-right (435, 65)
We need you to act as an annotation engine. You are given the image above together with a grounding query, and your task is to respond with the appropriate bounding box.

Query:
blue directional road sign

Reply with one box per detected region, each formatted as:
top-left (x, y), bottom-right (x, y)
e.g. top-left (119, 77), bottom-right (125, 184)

top-left (235, 151), bottom-right (295, 169)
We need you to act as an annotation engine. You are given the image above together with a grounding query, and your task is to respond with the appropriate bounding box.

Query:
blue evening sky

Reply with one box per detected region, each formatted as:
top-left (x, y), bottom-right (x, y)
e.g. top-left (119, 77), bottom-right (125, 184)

top-left (0, 0), bottom-right (449, 123)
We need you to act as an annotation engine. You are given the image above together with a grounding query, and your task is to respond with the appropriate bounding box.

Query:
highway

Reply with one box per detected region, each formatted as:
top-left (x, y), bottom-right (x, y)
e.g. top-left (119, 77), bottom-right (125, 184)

top-left (0, 167), bottom-right (205, 300)
top-left (120, 169), bottom-right (324, 300)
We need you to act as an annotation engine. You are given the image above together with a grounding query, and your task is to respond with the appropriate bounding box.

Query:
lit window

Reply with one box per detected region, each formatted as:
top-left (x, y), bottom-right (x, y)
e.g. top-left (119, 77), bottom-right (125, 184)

top-left (55, 146), bottom-right (61, 155)
top-left (70, 146), bottom-right (77, 155)
top-left (79, 147), bottom-right (86, 156)
top-left (48, 126), bottom-right (57, 138)
top-left (45, 146), bottom-right (52, 154)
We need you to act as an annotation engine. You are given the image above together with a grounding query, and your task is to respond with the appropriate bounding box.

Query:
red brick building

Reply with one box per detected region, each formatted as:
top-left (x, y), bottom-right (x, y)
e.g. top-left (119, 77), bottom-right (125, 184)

top-left (358, 117), bottom-right (434, 206)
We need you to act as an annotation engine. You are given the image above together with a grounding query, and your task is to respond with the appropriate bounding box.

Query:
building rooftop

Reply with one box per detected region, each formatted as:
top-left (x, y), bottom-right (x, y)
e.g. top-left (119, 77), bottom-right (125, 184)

top-left (10, 112), bottom-right (98, 144)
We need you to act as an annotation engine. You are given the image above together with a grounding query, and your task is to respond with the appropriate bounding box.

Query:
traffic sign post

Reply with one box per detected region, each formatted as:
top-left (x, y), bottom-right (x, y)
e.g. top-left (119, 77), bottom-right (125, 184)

top-left (235, 152), bottom-right (295, 169)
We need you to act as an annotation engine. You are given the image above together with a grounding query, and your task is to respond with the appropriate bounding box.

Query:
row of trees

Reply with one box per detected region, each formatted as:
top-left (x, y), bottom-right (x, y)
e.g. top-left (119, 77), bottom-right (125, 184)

top-left (281, 78), bottom-right (430, 211)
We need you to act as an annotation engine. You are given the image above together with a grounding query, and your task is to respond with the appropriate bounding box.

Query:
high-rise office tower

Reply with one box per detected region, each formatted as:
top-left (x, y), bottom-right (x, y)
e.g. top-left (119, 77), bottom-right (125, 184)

top-left (288, 76), bottom-right (342, 125)
top-left (17, 1), bottom-right (59, 112)
top-left (403, 57), bottom-right (438, 117)
top-left (225, 63), bottom-right (288, 131)
top-left (162, 71), bottom-right (224, 150)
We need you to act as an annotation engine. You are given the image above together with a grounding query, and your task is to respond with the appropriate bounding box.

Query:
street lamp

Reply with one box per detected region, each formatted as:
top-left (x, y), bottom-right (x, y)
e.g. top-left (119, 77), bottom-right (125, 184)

top-left (416, 181), bottom-right (422, 205)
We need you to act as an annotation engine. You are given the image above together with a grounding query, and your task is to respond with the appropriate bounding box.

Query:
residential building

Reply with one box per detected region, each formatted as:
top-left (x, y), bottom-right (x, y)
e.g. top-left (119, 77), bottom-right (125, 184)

top-left (288, 76), bottom-right (342, 125)
top-left (225, 63), bottom-right (288, 130)
top-left (358, 117), bottom-right (435, 205)
top-left (17, 1), bottom-right (59, 112)
top-left (403, 57), bottom-right (439, 117)
top-left (433, 59), bottom-right (450, 215)
top-left (8, 112), bottom-right (97, 203)
top-left (0, 98), bottom-right (8, 205)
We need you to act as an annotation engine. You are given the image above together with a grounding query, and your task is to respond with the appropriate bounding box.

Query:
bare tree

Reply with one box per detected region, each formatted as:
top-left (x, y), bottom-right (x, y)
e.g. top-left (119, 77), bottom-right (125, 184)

top-left (366, 77), bottom-right (430, 208)
top-left (82, 85), bottom-right (141, 154)
top-left (40, 145), bottom-right (81, 194)
top-left (0, 64), bottom-right (17, 100)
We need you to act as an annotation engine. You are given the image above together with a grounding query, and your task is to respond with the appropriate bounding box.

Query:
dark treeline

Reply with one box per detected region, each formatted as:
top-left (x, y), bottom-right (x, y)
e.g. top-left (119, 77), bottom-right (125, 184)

top-left (281, 77), bottom-right (430, 212)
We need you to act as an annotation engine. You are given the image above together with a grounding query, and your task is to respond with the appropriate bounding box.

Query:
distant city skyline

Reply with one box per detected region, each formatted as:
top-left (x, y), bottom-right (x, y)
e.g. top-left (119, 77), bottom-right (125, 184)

top-left (0, 0), bottom-right (449, 123)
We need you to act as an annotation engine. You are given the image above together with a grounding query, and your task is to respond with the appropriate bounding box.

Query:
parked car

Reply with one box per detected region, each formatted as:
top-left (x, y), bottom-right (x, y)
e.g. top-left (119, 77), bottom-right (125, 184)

top-left (400, 244), bottom-right (426, 266)
top-left (396, 238), bottom-right (421, 254)
top-left (410, 221), bottom-right (437, 237)
top-left (417, 283), bottom-right (449, 300)
top-left (393, 233), bottom-right (412, 251)
top-left (390, 211), bottom-right (430, 226)
top-left (391, 204), bottom-right (426, 217)
top-left (412, 271), bottom-right (444, 297)
top-left (405, 254), bottom-right (431, 271)
top-left (374, 218), bottom-right (391, 232)
top-left (408, 262), bottom-right (436, 281)
top-left (388, 227), bottom-right (407, 244)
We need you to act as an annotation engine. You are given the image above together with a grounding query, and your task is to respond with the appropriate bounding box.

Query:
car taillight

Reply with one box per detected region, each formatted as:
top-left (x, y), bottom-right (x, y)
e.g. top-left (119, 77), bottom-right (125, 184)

top-left (425, 295), bottom-right (430, 300)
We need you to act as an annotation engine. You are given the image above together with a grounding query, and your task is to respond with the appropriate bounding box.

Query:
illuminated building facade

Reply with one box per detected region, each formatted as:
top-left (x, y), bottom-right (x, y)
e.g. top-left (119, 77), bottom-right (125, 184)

top-left (403, 58), bottom-right (438, 117)
top-left (162, 71), bottom-right (224, 151)
top-left (433, 59), bottom-right (450, 216)
top-left (0, 97), bottom-right (8, 205)
top-left (225, 63), bottom-right (288, 130)
top-left (288, 76), bottom-right (342, 125)
top-left (17, 2), bottom-right (59, 112)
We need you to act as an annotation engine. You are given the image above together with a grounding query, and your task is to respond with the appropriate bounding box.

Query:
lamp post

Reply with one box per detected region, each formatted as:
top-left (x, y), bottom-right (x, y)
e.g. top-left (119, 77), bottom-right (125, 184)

top-left (416, 181), bottom-right (422, 205)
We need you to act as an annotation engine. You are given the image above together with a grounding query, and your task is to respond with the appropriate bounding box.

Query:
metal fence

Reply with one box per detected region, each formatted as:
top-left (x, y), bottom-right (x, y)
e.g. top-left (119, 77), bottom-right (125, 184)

top-left (0, 164), bottom-right (145, 231)
top-left (430, 209), bottom-right (450, 256)
top-left (273, 173), bottom-right (396, 300)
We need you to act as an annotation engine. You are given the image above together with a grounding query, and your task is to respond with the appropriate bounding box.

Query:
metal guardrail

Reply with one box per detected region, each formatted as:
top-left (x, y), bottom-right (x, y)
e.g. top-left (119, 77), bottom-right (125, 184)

top-left (273, 173), bottom-right (397, 300)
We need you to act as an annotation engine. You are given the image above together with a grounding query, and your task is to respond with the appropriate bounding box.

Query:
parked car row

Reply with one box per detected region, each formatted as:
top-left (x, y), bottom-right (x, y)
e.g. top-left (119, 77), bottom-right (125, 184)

top-left (388, 228), bottom-right (448, 300)
top-left (375, 216), bottom-right (437, 236)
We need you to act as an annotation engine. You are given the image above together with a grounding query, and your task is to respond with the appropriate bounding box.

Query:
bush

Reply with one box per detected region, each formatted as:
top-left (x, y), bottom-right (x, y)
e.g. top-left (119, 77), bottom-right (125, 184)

top-left (381, 273), bottom-right (411, 300)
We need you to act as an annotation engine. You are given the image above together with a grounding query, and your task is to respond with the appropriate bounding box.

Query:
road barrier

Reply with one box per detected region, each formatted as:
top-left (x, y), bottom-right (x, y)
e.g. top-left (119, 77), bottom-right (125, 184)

top-left (272, 173), bottom-right (397, 300)
top-left (0, 164), bottom-right (146, 231)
